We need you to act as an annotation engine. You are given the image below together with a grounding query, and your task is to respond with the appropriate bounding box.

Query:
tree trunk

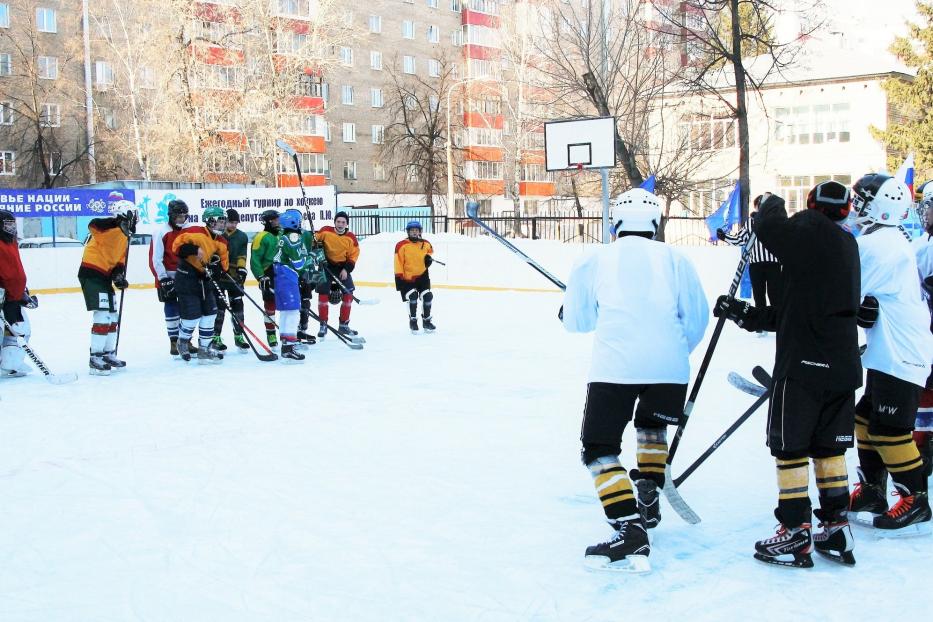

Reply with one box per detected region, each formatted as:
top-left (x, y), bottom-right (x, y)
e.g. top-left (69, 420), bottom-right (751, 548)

top-left (571, 176), bottom-right (584, 241)
top-left (656, 196), bottom-right (673, 242)
top-left (730, 0), bottom-right (751, 221)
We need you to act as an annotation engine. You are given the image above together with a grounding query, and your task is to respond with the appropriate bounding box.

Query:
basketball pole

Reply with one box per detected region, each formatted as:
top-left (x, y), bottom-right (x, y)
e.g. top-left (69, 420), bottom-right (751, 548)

top-left (600, 0), bottom-right (611, 243)
top-left (601, 169), bottom-right (610, 243)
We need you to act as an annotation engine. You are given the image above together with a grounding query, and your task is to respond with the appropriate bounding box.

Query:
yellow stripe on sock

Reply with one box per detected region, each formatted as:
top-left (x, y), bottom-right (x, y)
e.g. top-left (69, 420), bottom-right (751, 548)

top-left (872, 433), bottom-right (924, 473)
top-left (776, 459), bottom-right (809, 500)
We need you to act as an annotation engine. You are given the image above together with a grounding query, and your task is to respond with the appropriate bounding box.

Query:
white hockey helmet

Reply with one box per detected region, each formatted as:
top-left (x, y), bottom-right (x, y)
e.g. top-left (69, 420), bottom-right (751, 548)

top-left (851, 173), bottom-right (911, 226)
top-left (110, 199), bottom-right (137, 220)
top-left (610, 188), bottom-right (662, 237)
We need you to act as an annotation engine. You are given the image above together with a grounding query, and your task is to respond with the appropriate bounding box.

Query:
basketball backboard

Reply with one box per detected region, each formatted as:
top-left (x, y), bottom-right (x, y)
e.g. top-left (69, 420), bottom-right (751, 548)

top-left (544, 117), bottom-right (617, 172)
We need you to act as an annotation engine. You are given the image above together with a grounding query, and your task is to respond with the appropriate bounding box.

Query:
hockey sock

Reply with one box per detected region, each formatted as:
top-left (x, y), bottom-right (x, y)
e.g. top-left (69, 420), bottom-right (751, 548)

top-left (635, 427), bottom-right (668, 487)
top-left (164, 301), bottom-right (180, 340)
top-left (405, 290), bottom-right (418, 319)
top-left (339, 293), bottom-right (352, 323)
top-left (856, 415), bottom-right (887, 481)
top-left (587, 455), bottom-right (637, 520)
top-left (776, 457), bottom-right (811, 528)
top-left (317, 293), bottom-right (329, 323)
top-left (214, 305), bottom-right (226, 336)
top-left (813, 455), bottom-right (849, 514)
top-left (422, 290), bottom-right (433, 319)
top-left (178, 318), bottom-right (198, 344)
top-left (279, 309), bottom-right (299, 342)
top-left (90, 310), bottom-right (111, 353)
top-left (198, 315), bottom-right (216, 349)
top-left (264, 299), bottom-right (277, 333)
top-left (299, 296), bottom-right (310, 331)
top-left (104, 311), bottom-right (119, 353)
top-left (871, 430), bottom-right (925, 494)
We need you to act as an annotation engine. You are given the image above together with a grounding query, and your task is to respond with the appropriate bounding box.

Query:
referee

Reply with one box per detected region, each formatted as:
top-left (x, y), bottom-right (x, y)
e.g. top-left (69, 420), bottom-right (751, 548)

top-left (717, 194), bottom-right (782, 311)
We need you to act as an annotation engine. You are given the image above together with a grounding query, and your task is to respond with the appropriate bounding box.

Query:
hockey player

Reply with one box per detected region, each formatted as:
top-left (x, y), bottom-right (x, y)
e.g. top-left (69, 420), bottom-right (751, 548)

top-left (298, 221), bottom-right (325, 345)
top-left (715, 183), bottom-right (862, 567)
top-left (316, 211), bottom-right (360, 338)
top-left (913, 189), bottom-right (933, 478)
top-left (149, 199), bottom-right (190, 356)
top-left (213, 208), bottom-right (249, 352)
top-left (847, 174), bottom-right (933, 535)
top-left (78, 200), bottom-right (136, 375)
top-left (274, 209), bottom-right (310, 362)
top-left (171, 207), bottom-right (229, 363)
top-left (0, 209), bottom-right (35, 378)
top-left (250, 209), bottom-right (281, 349)
top-left (562, 188), bottom-right (709, 573)
top-left (394, 220), bottom-right (435, 333)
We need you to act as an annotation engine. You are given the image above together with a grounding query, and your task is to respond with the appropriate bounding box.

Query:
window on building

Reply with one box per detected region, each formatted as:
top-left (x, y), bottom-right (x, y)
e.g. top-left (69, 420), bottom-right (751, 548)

top-left (344, 161), bottom-right (357, 180)
top-left (403, 55), bottom-right (416, 74)
top-left (469, 97), bottom-right (502, 114)
top-left (428, 59), bottom-right (441, 77)
top-left (371, 50), bottom-right (382, 70)
top-left (139, 66), bottom-right (156, 89)
top-left (95, 61), bottom-right (114, 89)
top-left (0, 4), bottom-right (10, 29)
top-left (451, 29), bottom-right (463, 46)
top-left (371, 87), bottom-right (384, 107)
top-left (95, 16), bottom-right (112, 41)
top-left (39, 103), bottom-right (60, 127)
top-left (403, 20), bottom-right (414, 39)
top-left (323, 122), bottom-right (331, 142)
top-left (0, 53), bottom-right (12, 76)
top-left (686, 180), bottom-right (734, 216)
top-left (277, 31), bottom-right (308, 53)
top-left (36, 7), bottom-right (56, 33)
top-left (99, 106), bottom-right (117, 130)
top-left (466, 127), bottom-right (502, 146)
top-left (369, 14), bottom-right (381, 33)
top-left (371, 124), bottom-right (384, 144)
top-left (297, 73), bottom-right (325, 98)
top-left (450, 0), bottom-right (462, 11)
top-left (777, 174), bottom-right (853, 213)
top-left (466, 160), bottom-right (502, 179)
top-left (463, 25), bottom-right (499, 47)
top-left (469, 59), bottom-right (499, 78)
top-left (37, 56), bottom-right (57, 80)
top-left (341, 84), bottom-right (354, 105)
top-left (427, 25), bottom-right (439, 43)
top-left (277, 0), bottom-right (302, 16)
top-left (340, 46), bottom-right (353, 66)
top-left (468, 0), bottom-right (499, 15)
top-left (681, 111), bottom-right (736, 151)
top-left (773, 104), bottom-right (850, 145)
top-left (428, 0), bottom-right (438, 7)
top-left (343, 122), bottom-right (356, 142)
top-left (373, 162), bottom-right (386, 180)
top-left (0, 150), bottom-right (15, 175)
top-left (522, 163), bottom-right (549, 182)
top-left (0, 101), bottom-right (12, 125)
top-left (48, 152), bottom-right (62, 175)
top-left (343, 10), bottom-right (354, 26)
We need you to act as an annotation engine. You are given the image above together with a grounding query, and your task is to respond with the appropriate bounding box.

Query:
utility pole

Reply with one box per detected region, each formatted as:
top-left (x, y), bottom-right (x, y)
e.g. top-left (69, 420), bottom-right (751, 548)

top-left (82, 0), bottom-right (97, 184)
top-left (600, 0), bottom-right (610, 242)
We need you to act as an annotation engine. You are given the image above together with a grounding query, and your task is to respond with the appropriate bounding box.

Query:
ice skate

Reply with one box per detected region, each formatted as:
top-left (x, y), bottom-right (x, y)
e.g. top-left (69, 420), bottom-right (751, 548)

top-left (89, 353), bottom-right (112, 376)
top-left (583, 517), bottom-right (651, 573)
top-left (102, 352), bottom-right (126, 370)
top-left (873, 485), bottom-right (931, 538)
top-left (754, 523), bottom-right (813, 568)
top-left (813, 509), bottom-right (856, 566)
top-left (849, 467), bottom-right (888, 527)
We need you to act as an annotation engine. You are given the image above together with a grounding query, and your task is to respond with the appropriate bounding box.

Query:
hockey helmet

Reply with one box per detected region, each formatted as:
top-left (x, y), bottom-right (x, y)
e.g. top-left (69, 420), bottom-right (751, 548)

top-left (0, 209), bottom-right (16, 242)
top-left (202, 206), bottom-right (226, 233)
top-left (110, 200), bottom-right (138, 232)
top-left (610, 188), bottom-right (662, 237)
top-left (852, 174), bottom-right (911, 227)
top-left (168, 199), bottom-right (189, 228)
top-left (281, 209), bottom-right (303, 232)
top-left (806, 180), bottom-right (851, 222)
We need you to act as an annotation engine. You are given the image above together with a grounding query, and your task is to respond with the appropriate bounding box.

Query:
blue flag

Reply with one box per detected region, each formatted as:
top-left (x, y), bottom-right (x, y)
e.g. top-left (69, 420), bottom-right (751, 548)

top-left (640, 175), bottom-right (656, 193)
top-left (704, 183), bottom-right (742, 241)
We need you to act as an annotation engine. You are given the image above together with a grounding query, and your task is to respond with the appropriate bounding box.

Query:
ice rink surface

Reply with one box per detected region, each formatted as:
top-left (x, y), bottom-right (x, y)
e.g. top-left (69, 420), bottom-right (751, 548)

top-left (1, 238), bottom-right (930, 621)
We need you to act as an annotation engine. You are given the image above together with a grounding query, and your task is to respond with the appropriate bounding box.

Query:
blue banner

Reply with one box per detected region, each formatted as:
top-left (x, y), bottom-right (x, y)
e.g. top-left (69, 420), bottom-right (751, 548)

top-left (704, 183), bottom-right (742, 241)
top-left (0, 189), bottom-right (135, 218)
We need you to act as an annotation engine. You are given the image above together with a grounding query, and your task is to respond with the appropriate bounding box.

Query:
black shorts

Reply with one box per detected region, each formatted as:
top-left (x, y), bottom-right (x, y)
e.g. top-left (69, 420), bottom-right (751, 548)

top-left (2, 300), bottom-right (24, 324)
top-left (766, 376), bottom-right (855, 455)
top-left (175, 266), bottom-right (218, 320)
top-left (398, 272), bottom-right (431, 301)
top-left (856, 369), bottom-right (921, 432)
top-left (581, 382), bottom-right (688, 451)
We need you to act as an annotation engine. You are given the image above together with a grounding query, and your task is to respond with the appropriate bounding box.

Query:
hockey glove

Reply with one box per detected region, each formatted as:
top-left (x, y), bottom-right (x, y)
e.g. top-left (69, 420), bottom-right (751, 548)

top-left (112, 269), bottom-right (129, 290)
top-left (713, 295), bottom-right (755, 329)
top-left (236, 267), bottom-right (248, 285)
top-left (857, 295), bottom-right (879, 329)
top-left (395, 276), bottom-right (408, 292)
top-left (558, 305), bottom-right (564, 322)
top-left (258, 276), bottom-right (274, 296)
top-left (159, 277), bottom-right (176, 299)
top-left (715, 228), bottom-right (726, 241)
top-left (424, 255), bottom-right (433, 268)
top-left (21, 290), bottom-right (38, 309)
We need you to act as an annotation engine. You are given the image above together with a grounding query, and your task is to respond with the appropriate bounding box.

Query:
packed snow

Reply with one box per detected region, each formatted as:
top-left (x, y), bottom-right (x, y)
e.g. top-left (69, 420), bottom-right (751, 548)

top-left (0, 235), bottom-right (929, 621)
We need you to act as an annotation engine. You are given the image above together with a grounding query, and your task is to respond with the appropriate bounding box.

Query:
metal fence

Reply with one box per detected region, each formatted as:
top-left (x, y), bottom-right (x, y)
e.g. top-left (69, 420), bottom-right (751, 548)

top-left (349, 212), bottom-right (715, 247)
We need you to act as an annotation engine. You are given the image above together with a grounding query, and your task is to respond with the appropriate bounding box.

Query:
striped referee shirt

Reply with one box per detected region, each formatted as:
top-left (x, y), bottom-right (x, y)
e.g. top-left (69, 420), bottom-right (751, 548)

top-left (722, 216), bottom-right (779, 263)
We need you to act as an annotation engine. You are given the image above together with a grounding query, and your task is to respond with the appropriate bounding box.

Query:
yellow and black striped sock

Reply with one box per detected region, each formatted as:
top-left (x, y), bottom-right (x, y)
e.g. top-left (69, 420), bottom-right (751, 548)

top-left (776, 457), bottom-right (811, 526)
top-left (871, 431), bottom-right (924, 493)
top-left (587, 456), bottom-right (637, 520)
top-left (856, 415), bottom-right (886, 480)
top-left (813, 455), bottom-right (849, 513)
top-left (636, 427), bottom-right (668, 486)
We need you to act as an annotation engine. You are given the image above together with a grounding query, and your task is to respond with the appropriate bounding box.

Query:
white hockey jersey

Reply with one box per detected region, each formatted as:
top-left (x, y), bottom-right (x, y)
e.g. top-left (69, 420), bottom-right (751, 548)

top-left (562, 236), bottom-right (709, 385)
top-left (859, 226), bottom-right (933, 387)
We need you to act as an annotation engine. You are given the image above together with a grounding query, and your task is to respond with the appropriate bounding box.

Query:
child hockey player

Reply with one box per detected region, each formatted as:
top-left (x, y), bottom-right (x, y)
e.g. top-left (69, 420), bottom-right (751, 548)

top-left (274, 209), bottom-right (310, 362)
top-left (0, 209), bottom-right (35, 378)
top-left (214, 208), bottom-right (250, 352)
top-left (716, 183), bottom-right (862, 567)
top-left (316, 211), bottom-right (360, 339)
top-left (562, 188), bottom-right (709, 573)
top-left (394, 220), bottom-right (435, 333)
top-left (848, 174), bottom-right (933, 536)
top-left (171, 207), bottom-right (229, 363)
top-left (250, 210), bottom-right (281, 349)
top-left (914, 192), bottom-right (933, 478)
top-left (149, 199), bottom-right (189, 356)
top-left (298, 222), bottom-right (326, 345)
top-left (78, 200), bottom-right (136, 375)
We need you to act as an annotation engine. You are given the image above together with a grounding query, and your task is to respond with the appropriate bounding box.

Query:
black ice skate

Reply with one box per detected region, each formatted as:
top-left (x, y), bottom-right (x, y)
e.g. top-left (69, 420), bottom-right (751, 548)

top-left (409, 317), bottom-right (419, 334)
top-left (234, 334), bottom-right (250, 351)
top-left (813, 508), bottom-right (856, 566)
top-left (170, 337), bottom-right (179, 357)
top-left (281, 343), bottom-right (305, 363)
top-left (338, 322), bottom-right (358, 336)
top-left (89, 353), bottom-right (112, 376)
top-left (422, 316), bottom-right (436, 333)
top-left (583, 516), bottom-right (651, 573)
top-left (634, 476), bottom-right (661, 529)
top-left (873, 484), bottom-right (931, 537)
top-left (296, 330), bottom-right (317, 345)
top-left (177, 339), bottom-right (192, 362)
top-left (754, 523), bottom-right (813, 568)
top-left (317, 322), bottom-right (327, 339)
top-left (102, 352), bottom-right (126, 370)
top-left (212, 336), bottom-right (228, 351)
top-left (197, 345), bottom-right (224, 365)
top-left (849, 467), bottom-right (888, 527)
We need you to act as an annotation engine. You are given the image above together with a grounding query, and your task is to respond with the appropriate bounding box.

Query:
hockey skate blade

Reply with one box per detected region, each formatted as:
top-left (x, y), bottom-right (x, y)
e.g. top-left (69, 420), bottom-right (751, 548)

top-left (358, 298), bottom-right (380, 305)
top-left (872, 522), bottom-right (932, 539)
top-left (280, 358), bottom-right (305, 365)
top-left (88, 368), bottom-right (111, 376)
top-left (815, 549), bottom-right (856, 566)
top-left (583, 554), bottom-right (651, 574)
top-left (753, 552), bottom-right (814, 569)
top-left (662, 466), bottom-right (701, 524)
top-left (0, 370), bottom-right (29, 379)
top-left (849, 511), bottom-right (883, 528)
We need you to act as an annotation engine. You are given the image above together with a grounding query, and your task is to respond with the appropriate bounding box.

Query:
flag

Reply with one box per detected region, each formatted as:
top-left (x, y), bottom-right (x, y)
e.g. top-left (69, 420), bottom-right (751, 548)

top-left (704, 183), bottom-right (742, 241)
top-left (640, 175), bottom-right (656, 193)
top-left (895, 153), bottom-right (915, 195)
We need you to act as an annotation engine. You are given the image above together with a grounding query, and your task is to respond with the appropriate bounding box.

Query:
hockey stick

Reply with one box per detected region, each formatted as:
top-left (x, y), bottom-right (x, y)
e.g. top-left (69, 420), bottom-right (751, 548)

top-left (466, 202), bottom-right (566, 291)
top-left (206, 276), bottom-right (277, 361)
top-left (220, 272), bottom-right (280, 329)
top-left (323, 266), bottom-right (379, 305)
top-left (306, 308), bottom-right (363, 350)
top-left (113, 234), bottom-right (131, 356)
top-left (430, 258), bottom-right (446, 266)
top-left (0, 315), bottom-right (78, 385)
top-left (662, 232), bottom-right (759, 524)
top-left (728, 371), bottom-right (767, 398)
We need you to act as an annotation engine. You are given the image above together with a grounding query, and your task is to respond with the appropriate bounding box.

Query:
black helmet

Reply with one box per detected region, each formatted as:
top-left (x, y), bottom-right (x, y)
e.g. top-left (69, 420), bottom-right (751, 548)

top-left (0, 209), bottom-right (15, 242)
top-left (168, 199), bottom-right (189, 229)
top-left (226, 208), bottom-right (240, 223)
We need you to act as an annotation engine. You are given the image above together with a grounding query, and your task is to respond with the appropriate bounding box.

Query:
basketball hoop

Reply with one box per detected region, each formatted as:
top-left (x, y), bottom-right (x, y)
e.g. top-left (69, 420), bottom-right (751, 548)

top-left (575, 163), bottom-right (584, 172)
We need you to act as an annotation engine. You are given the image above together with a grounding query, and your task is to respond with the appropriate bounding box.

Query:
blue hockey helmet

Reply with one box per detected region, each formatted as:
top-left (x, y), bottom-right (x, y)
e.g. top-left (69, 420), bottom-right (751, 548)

top-left (281, 209), bottom-right (303, 231)
top-left (406, 220), bottom-right (422, 231)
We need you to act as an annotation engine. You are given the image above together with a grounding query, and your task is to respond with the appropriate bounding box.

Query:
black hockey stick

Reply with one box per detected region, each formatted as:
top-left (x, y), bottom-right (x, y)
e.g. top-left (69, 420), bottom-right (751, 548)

top-left (0, 315), bottom-right (77, 384)
top-left (673, 366), bottom-right (772, 487)
top-left (466, 202), bottom-right (566, 290)
top-left (322, 266), bottom-right (379, 306)
top-left (728, 371), bottom-right (767, 397)
top-left (206, 276), bottom-right (277, 362)
top-left (663, 231), bottom-right (759, 524)
top-left (220, 272), bottom-right (280, 329)
top-left (114, 233), bottom-right (132, 356)
top-left (306, 308), bottom-right (363, 350)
